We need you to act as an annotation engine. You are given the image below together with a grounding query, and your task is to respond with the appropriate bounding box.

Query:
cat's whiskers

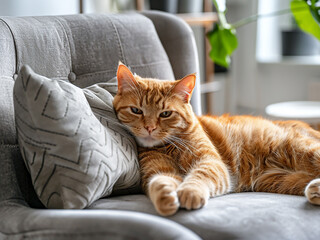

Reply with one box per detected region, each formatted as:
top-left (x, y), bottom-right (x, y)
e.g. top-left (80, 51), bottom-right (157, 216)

top-left (166, 136), bottom-right (197, 157)
top-left (163, 137), bottom-right (184, 155)
top-left (170, 135), bottom-right (197, 151)
top-left (176, 132), bottom-right (191, 135)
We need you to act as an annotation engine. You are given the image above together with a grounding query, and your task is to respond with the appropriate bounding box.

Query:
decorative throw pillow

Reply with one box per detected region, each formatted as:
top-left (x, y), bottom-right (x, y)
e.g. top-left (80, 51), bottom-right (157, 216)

top-left (13, 65), bottom-right (140, 209)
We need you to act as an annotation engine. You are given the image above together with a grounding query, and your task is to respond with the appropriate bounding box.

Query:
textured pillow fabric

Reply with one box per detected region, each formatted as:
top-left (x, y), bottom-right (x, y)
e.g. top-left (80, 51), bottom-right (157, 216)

top-left (13, 65), bottom-right (140, 209)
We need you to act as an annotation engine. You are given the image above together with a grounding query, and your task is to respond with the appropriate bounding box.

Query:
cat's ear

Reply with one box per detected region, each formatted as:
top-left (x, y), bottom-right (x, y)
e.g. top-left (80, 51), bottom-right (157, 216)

top-left (117, 61), bottom-right (137, 94)
top-left (172, 73), bottom-right (196, 103)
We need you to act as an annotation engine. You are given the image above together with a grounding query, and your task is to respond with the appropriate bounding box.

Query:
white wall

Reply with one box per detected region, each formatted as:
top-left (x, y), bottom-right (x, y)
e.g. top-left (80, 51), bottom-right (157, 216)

top-left (223, 0), bottom-right (259, 114)
top-left (0, 0), bottom-right (79, 16)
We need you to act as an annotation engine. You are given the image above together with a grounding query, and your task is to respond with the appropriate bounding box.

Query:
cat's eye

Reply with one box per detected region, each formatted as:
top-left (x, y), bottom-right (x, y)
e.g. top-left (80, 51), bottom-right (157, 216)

top-left (130, 107), bottom-right (143, 114)
top-left (160, 111), bottom-right (172, 118)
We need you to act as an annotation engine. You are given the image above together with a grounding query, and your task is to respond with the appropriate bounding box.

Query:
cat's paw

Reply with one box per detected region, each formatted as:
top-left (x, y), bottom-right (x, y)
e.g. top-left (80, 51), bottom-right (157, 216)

top-left (177, 184), bottom-right (209, 210)
top-left (148, 175), bottom-right (180, 216)
top-left (305, 178), bottom-right (320, 205)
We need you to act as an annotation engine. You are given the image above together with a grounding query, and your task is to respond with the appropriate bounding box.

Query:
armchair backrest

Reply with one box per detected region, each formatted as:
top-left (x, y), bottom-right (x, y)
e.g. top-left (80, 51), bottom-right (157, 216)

top-left (0, 11), bottom-right (201, 207)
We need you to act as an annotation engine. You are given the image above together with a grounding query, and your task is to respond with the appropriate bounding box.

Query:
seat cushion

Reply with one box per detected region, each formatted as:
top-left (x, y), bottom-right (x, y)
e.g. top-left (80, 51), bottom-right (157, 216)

top-left (13, 65), bottom-right (140, 209)
top-left (89, 192), bottom-right (320, 240)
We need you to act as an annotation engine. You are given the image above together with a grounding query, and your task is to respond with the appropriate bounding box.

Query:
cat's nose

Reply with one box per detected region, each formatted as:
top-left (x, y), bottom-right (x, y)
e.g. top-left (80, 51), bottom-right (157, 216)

top-left (145, 125), bottom-right (156, 134)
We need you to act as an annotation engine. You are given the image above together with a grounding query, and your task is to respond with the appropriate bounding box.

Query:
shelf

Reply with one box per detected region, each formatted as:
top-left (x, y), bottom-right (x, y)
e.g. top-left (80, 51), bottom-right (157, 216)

top-left (176, 12), bottom-right (218, 27)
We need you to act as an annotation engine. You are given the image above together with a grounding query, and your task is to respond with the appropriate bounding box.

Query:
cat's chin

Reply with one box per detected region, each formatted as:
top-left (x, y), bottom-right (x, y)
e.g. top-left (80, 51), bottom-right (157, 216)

top-left (136, 136), bottom-right (163, 148)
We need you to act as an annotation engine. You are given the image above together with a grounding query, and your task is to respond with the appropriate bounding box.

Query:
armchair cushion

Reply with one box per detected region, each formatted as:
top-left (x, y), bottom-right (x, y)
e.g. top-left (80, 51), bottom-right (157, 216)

top-left (13, 65), bottom-right (140, 209)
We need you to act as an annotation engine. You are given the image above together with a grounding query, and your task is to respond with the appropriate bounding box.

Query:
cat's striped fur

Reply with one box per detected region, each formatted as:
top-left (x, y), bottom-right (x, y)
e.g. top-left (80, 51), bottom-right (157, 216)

top-left (113, 63), bottom-right (320, 216)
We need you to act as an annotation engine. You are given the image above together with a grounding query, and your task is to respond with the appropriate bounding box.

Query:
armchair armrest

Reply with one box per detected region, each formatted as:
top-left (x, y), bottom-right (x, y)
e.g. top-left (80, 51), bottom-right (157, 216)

top-left (0, 199), bottom-right (201, 240)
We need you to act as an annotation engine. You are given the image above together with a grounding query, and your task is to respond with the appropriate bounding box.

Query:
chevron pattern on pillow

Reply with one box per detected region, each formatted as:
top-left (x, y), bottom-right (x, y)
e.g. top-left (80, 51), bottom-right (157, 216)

top-left (13, 65), bottom-right (140, 209)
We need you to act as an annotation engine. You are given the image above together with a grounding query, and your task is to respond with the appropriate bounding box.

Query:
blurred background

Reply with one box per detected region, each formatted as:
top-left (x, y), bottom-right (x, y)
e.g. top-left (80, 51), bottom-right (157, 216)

top-left (1, 0), bottom-right (319, 116)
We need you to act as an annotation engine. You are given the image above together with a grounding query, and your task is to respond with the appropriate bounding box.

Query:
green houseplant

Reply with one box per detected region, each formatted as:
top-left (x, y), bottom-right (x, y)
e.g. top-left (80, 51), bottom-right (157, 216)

top-left (208, 0), bottom-right (320, 67)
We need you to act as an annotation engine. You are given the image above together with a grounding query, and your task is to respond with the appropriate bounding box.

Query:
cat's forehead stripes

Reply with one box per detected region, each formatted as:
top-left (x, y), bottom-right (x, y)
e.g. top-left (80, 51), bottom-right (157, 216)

top-left (142, 89), bottom-right (166, 109)
top-left (136, 78), bottom-right (176, 109)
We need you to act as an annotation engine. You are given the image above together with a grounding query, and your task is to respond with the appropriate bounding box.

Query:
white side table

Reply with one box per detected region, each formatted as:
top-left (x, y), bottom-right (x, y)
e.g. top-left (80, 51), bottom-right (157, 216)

top-left (265, 101), bottom-right (320, 130)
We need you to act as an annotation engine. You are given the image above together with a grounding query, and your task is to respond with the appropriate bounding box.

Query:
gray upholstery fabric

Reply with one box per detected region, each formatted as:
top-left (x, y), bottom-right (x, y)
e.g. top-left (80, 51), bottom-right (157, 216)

top-left (14, 65), bottom-right (140, 209)
top-left (90, 193), bottom-right (320, 240)
top-left (2, 14), bottom-right (175, 82)
top-left (0, 144), bottom-right (24, 203)
top-left (0, 144), bottom-right (44, 208)
top-left (0, 20), bottom-right (16, 145)
top-left (0, 200), bottom-right (200, 240)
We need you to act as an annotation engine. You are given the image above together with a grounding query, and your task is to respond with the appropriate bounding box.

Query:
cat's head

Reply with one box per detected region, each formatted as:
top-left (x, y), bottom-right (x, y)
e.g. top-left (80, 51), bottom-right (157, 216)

top-left (113, 62), bottom-right (196, 148)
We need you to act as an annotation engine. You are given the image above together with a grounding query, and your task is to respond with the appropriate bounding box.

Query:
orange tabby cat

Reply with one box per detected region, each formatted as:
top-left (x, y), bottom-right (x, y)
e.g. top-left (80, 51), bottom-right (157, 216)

top-left (113, 62), bottom-right (320, 216)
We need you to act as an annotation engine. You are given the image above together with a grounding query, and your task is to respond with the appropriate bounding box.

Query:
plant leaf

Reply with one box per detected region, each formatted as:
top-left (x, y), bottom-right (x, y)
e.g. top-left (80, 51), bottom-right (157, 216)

top-left (207, 25), bottom-right (238, 68)
top-left (291, 0), bottom-right (320, 41)
top-left (308, 0), bottom-right (320, 23)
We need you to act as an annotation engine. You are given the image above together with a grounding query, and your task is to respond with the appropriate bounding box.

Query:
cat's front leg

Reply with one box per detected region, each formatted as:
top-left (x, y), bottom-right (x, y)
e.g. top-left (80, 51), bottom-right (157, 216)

top-left (177, 181), bottom-right (209, 210)
top-left (139, 151), bottom-right (183, 216)
top-left (148, 174), bottom-right (182, 216)
top-left (177, 156), bottom-right (231, 210)
top-left (305, 178), bottom-right (320, 205)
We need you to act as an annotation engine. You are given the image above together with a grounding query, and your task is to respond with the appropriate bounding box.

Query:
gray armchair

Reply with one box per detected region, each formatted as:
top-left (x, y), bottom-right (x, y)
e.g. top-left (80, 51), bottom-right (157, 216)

top-left (1, 11), bottom-right (320, 240)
